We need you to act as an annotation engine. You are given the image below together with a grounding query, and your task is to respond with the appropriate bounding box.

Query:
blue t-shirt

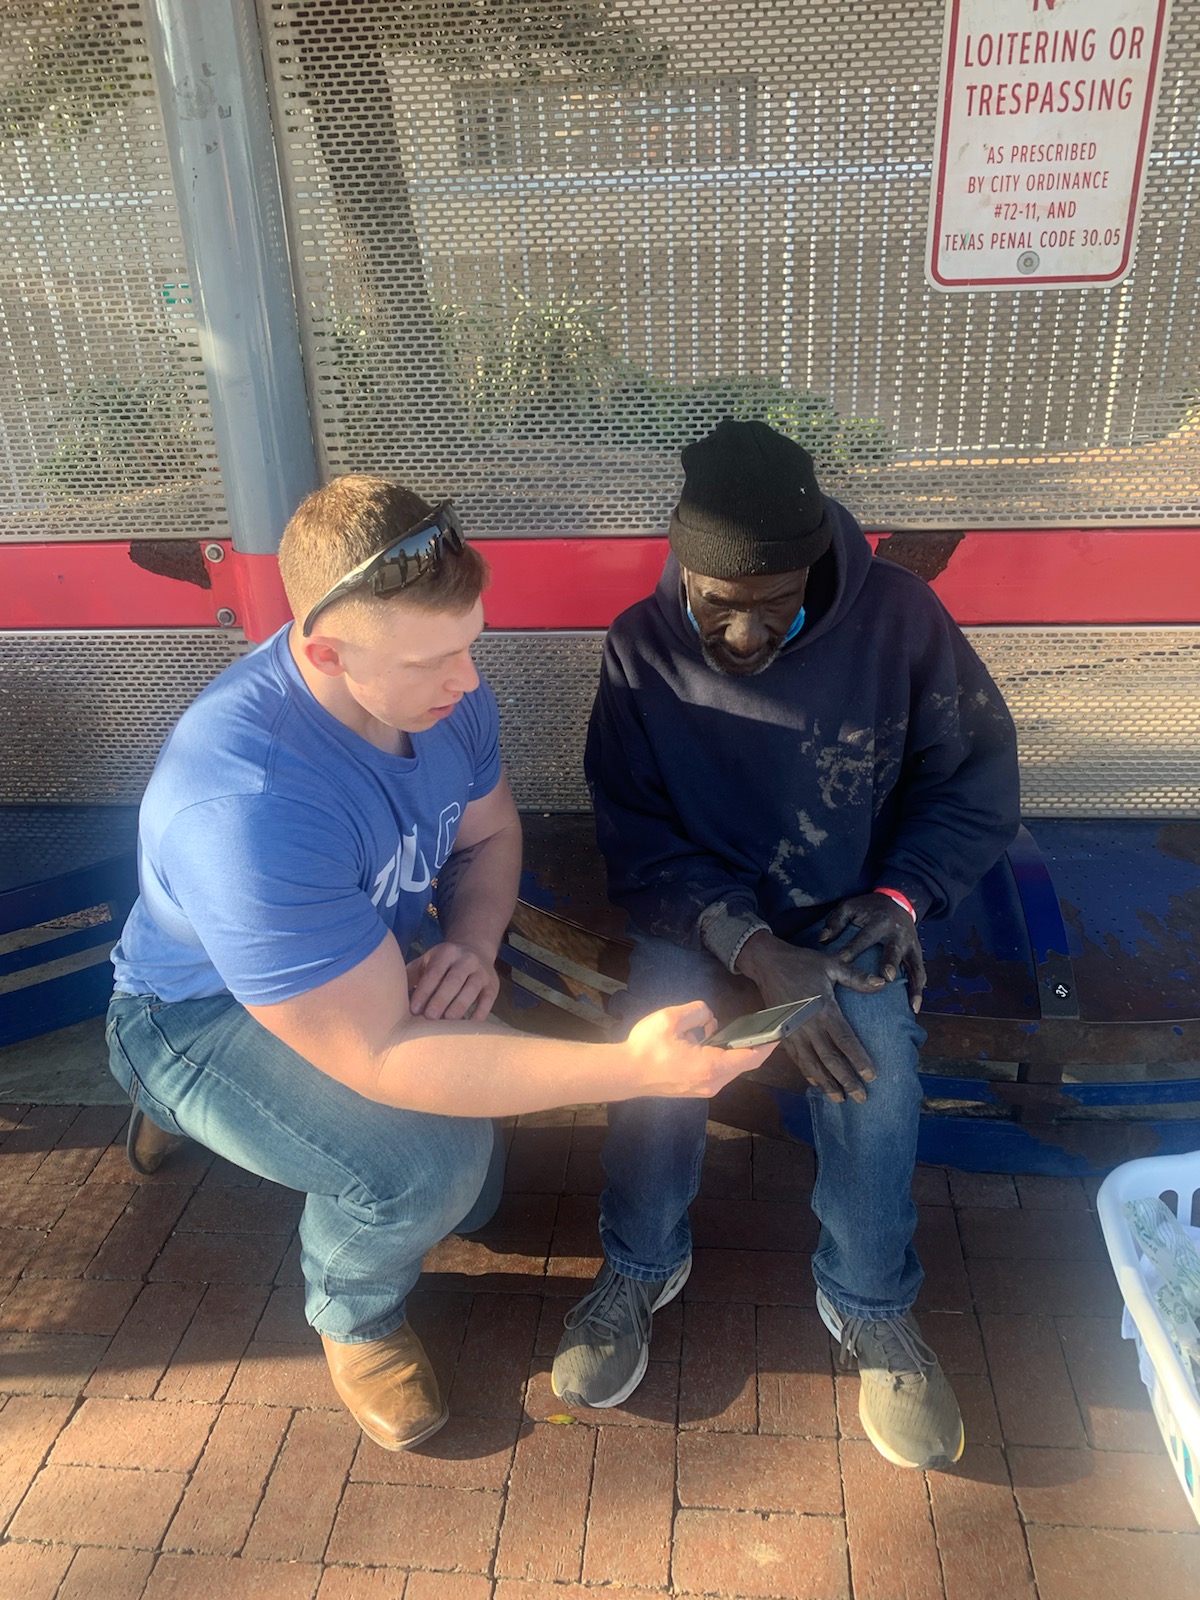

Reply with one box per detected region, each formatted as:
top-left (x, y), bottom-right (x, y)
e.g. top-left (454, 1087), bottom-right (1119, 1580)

top-left (111, 626), bottom-right (501, 1005)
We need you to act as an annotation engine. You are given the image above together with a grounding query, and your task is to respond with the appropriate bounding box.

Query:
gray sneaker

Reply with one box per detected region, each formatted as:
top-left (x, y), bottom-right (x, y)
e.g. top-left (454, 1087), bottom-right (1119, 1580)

top-left (552, 1257), bottom-right (691, 1408)
top-left (816, 1289), bottom-right (965, 1470)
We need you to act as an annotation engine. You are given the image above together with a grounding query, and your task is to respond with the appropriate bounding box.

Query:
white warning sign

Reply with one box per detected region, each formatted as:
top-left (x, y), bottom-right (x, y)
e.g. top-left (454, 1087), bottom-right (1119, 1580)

top-left (927, 0), bottom-right (1173, 291)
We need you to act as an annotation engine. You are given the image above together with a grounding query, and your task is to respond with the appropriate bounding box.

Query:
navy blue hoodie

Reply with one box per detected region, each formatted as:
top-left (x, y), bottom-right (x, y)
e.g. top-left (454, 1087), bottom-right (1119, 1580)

top-left (584, 499), bottom-right (1020, 964)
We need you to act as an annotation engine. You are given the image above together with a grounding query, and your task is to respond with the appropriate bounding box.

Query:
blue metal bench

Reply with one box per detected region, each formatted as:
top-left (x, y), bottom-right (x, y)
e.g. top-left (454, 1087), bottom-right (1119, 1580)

top-left (0, 806), bottom-right (139, 1049)
top-left (501, 815), bottom-right (1200, 1178)
top-left (5, 804), bottom-right (1197, 1179)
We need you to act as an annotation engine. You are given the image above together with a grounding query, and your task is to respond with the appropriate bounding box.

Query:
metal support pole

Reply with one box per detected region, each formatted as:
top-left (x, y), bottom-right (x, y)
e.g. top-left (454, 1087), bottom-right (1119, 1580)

top-left (144, 0), bottom-right (317, 568)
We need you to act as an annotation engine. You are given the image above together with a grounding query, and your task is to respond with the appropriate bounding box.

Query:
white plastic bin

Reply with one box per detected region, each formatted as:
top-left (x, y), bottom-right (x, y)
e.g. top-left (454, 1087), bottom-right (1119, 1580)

top-left (1096, 1151), bottom-right (1200, 1526)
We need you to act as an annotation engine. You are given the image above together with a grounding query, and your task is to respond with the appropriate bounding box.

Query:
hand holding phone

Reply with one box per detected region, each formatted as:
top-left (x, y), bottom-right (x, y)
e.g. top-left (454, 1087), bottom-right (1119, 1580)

top-left (704, 996), bottom-right (823, 1049)
top-left (624, 1000), bottom-right (788, 1101)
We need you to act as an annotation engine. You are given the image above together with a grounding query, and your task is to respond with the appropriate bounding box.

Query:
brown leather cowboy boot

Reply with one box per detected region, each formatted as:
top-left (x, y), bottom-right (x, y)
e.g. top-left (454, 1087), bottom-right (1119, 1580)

top-left (321, 1323), bottom-right (448, 1450)
top-left (125, 1107), bottom-right (191, 1176)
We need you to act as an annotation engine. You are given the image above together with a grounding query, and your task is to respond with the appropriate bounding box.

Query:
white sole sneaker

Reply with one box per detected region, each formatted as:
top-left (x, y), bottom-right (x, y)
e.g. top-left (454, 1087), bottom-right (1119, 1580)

top-left (552, 1255), bottom-right (692, 1409)
top-left (816, 1289), bottom-right (965, 1470)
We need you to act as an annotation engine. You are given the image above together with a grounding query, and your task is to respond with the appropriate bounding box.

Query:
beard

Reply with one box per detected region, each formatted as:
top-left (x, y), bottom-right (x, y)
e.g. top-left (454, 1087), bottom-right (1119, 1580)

top-left (698, 636), bottom-right (784, 677)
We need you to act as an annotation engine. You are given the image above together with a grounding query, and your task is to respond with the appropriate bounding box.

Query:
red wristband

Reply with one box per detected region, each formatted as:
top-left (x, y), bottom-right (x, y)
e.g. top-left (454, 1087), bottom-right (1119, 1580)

top-left (874, 886), bottom-right (917, 923)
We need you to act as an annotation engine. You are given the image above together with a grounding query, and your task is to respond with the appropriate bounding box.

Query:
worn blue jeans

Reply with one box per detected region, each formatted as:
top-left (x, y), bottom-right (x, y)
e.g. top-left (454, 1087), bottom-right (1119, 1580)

top-left (600, 928), bottom-right (927, 1321)
top-left (106, 991), bottom-right (501, 1342)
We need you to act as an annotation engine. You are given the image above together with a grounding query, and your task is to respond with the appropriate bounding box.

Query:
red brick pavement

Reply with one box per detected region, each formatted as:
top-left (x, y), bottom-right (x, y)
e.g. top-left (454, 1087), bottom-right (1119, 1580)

top-left (2, 1102), bottom-right (1199, 1599)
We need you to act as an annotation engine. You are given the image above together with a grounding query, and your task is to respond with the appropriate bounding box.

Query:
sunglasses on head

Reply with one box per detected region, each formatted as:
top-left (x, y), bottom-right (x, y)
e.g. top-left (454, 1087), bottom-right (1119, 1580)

top-left (302, 501), bottom-right (465, 636)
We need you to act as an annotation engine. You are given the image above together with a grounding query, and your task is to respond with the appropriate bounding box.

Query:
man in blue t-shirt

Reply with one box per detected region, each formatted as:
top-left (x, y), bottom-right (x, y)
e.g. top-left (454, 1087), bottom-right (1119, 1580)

top-left (108, 474), bottom-right (773, 1452)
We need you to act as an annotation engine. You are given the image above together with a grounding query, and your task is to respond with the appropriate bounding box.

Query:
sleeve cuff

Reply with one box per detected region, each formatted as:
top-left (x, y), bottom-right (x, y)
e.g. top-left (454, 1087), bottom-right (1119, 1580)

top-left (876, 875), bottom-right (935, 922)
top-left (873, 886), bottom-right (917, 922)
top-left (698, 900), bottom-right (771, 973)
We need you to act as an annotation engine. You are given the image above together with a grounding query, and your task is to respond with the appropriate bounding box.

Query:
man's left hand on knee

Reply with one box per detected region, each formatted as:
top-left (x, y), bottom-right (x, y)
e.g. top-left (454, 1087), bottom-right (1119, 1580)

top-left (820, 893), bottom-right (926, 1014)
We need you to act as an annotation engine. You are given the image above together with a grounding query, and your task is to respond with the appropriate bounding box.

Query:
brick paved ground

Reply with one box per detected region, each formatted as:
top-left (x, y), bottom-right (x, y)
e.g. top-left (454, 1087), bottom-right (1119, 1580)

top-left (2, 1101), bottom-right (1199, 1599)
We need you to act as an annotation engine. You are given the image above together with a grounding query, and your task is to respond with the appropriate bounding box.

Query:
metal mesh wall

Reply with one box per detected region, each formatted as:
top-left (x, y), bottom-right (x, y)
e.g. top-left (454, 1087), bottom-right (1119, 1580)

top-left (6, 627), bottom-right (1196, 815)
top-left (476, 628), bottom-right (1200, 816)
top-left (263, 0), bottom-right (1200, 532)
top-left (0, 631), bottom-right (246, 803)
top-left (0, 2), bottom-right (226, 542)
top-left (970, 627), bottom-right (1200, 817)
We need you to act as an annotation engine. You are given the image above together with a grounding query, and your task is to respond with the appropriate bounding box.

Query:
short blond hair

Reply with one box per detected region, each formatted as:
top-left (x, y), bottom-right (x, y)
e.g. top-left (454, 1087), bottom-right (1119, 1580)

top-left (278, 474), bottom-right (488, 632)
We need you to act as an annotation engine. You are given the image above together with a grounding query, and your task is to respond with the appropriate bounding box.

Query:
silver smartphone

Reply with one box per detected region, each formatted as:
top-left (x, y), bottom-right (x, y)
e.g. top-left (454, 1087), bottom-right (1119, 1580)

top-left (704, 995), bottom-right (823, 1049)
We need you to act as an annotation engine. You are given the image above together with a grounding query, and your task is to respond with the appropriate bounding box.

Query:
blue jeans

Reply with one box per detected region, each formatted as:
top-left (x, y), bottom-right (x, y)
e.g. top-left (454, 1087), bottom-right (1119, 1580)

top-left (600, 929), bottom-right (927, 1320)
top-left (106, 991), bottom-right (501, 1342)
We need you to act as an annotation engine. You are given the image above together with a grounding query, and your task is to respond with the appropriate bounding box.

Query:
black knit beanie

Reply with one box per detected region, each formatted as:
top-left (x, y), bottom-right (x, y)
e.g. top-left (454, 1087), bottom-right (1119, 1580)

top-left (668, 418), bottom-right (832, 578)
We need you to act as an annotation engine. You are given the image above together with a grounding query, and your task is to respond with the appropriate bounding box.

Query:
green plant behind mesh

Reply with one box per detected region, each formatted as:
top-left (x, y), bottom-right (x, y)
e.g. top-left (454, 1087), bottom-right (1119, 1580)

top-left (1, 2), bottom-right (140, 147)
top-left (435, 292), bottom-right (891, 478)
top-left (436, 292), bottom-right (622, 434)
top-left (36, 372), bottom-right (203, 500)
top-left (377, 0), bottom-right (669, 83)
top-left (607, 372), bottom-right (892, 474)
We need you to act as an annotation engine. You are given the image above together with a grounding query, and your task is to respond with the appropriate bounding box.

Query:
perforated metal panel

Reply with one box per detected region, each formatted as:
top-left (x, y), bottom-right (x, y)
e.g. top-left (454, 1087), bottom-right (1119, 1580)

top-left (262, 0), bottom-right (1200, 531)
top-left (4, 626), bottom-right (1196, 814)
top-left (476, 631), bottom-right (600, 812)
top-left (477, 628), bottom-right (1200, 816)
top-left (0, 631), bottom-right (246, 803)
top-left (969, 627), bottom-right (1200, 816)
top-left (0, 2), bottom-right (226, 542)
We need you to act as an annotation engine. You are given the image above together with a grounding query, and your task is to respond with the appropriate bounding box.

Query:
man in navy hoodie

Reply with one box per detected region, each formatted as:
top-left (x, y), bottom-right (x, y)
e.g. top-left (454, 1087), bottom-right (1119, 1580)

top-left (551, 419), bottom-right (1020, 1470)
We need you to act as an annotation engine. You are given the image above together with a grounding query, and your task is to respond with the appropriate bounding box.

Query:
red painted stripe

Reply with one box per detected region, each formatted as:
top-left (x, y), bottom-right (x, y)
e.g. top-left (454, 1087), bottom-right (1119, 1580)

top-left (232, 552), bottom-right (291, 640)
top-left (481, 529), bottom-right (1200, 629)
top-left (1, 529), bottom-right (1198, 639)
top-left (912, 528), bottom-right (1200, 626)
top-left (0, 541), bottom-right (293, 639)
top-left (0, 541), bottom-right (243, 629)
top-left (482, 538), bottom-right (670, 629)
